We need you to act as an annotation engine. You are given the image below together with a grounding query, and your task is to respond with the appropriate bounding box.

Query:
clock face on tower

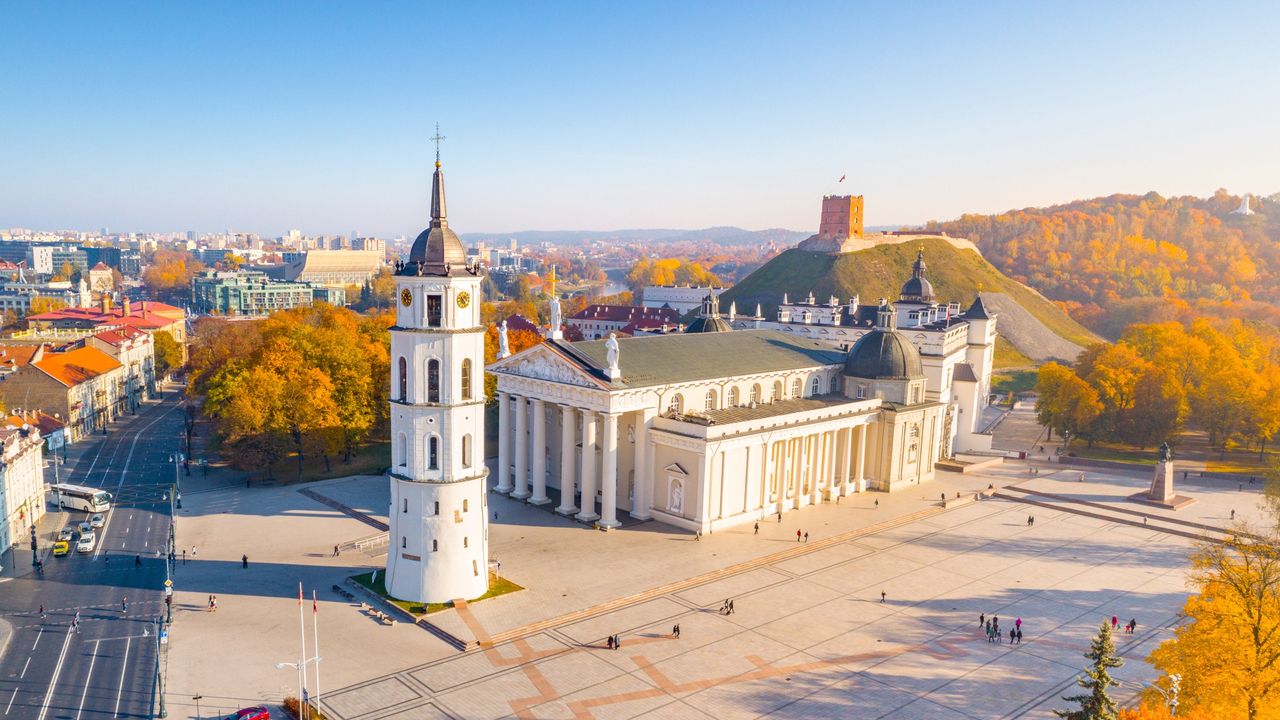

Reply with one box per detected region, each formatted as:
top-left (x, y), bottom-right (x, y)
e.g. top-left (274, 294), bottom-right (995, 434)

top-left (456, 290), bottom-right (471, 309)
top-left (400, 288), bottom-right (412, 307)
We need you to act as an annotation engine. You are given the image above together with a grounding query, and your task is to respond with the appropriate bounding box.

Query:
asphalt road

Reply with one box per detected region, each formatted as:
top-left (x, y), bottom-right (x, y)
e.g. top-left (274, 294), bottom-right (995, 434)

top-left (0, 389), bottom-right (186, 719)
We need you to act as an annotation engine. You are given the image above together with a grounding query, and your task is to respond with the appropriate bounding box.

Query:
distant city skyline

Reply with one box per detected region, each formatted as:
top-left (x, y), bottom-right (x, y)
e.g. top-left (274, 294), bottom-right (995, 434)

top-left (2, 2), bottom-right (1276, 237)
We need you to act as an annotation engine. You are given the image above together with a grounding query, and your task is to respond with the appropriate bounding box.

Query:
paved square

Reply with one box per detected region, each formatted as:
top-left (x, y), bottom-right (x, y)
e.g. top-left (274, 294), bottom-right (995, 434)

top-left (159, 453), bottom-right (1249, 719)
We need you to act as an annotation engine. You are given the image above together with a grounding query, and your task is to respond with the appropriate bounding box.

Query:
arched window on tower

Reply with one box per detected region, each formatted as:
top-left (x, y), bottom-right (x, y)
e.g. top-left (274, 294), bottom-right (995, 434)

top-left (396, 432), bottom-right (407, 468)
top-left (428, 436), bottom-right (439, 470)
top-left (462, 434), bottom-right (473, 468)
top-left (427, 359), bottom-right (440, 403)
top-left (461, 358), bottom-right (472, 400)
top-left (397, 356), bottom-right (407, 401)
top-left (704, 390), bottom-right (716, 412)
top-left (728, 387), bottom-right (740, 407)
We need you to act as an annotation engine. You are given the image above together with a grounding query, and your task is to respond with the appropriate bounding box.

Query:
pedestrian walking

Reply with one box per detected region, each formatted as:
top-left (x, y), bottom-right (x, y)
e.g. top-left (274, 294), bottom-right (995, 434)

top-left (1009, 628), bottom-right (1016, 644)
top-left (39, 605), bottom-right (46, 620)
top-left (1143, 516), bottom-right (1147, 525)
top-left (754, 522), bottom-right (759, 535)
top-left (695, 531), bottom-right (701, 541)
top-left (777, 511), bottom-right (782, 522)
top-left (1016, 628), bottom-right (1022, 643)
top-left (1128, 618), bottom-right (1137, 634)
top-left (796, 529), bottom-right (802, 542)
top-left (992, 615), bottom-right (999, 630)
top-left (1111, 615), bottom-right (1118, 631)
top-left (1231, 509), bottom-right (1236, 520)
top-left (1027, 515), bottom-right (1033, 526)
top-left (192, 546), bottom-right (197, 557)
top-left (333, 544), bottom-right (340, 557)
top-left (614, 634), bottom-right (621, 650)
top-left (242, 554), bottom-right (248, 569)
top-left (212, 596), bottom-right (218, 612)
top-left (874, 498), bottom-right (879, 508)
top-left (181, 550), bottom-right (186, 565)
top-left (979, 613), bottom-right (985, 628)
top-left (1015, 617), bottom-right (1022, 630)
top-left (607, 635), bottom-right (615, 650)
top-left (729, 600), bottom-right (735, 614)
top-left (122, 597), bottom-right (128, 613)
top-left (880, 590), bottom-right (886, 603)
top-left (941, 493), bottom-right (946, 502)
top-left (1031, 516), bottom-right (1035, 526)
top-left (672, 624), bottom-right (679, 638)
top-left (803, 532), bottom-right (809, 543)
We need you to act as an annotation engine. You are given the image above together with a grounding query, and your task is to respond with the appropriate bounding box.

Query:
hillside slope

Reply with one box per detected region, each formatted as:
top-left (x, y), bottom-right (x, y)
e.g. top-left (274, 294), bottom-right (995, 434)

top-left (719, 237), bottom-right (1099, 363)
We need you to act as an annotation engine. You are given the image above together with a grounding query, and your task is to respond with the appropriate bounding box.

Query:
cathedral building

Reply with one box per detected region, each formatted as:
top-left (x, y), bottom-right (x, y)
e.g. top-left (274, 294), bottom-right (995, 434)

top-left (736, 251), bottom-right (997, 456)
top-left (488, 253), bottom-right (995, 534)
top-left (385, 155), bottom-right (490, 604)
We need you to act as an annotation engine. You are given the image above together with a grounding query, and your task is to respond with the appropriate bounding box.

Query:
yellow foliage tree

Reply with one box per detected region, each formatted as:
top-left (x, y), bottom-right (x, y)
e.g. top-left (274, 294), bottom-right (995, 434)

top-left (1147, 530), bottom-right (1280, 719)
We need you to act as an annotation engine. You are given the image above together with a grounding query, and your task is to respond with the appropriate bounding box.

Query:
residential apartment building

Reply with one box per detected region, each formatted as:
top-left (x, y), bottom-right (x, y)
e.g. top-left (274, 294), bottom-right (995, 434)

top-left (191, 271), bottom-right (346, 316)
top-left (0, 421), bottom-right (44, 559)
top-left (0, 344), bottom-right (125, 441)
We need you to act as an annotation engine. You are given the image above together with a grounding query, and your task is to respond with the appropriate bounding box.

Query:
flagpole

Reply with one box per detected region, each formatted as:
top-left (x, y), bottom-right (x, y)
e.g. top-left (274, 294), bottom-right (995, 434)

top-left (312, 589), bottom-right (322, 717)
top-left (298, 582), bottom-right (308, 720)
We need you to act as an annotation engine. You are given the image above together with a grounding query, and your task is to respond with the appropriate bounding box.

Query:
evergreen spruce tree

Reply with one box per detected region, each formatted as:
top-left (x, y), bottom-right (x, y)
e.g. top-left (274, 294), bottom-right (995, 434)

top-left (1055, 622), bottom-right (1124, 720)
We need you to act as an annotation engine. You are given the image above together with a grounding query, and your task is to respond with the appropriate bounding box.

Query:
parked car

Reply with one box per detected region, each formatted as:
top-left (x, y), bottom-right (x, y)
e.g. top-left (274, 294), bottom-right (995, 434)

top-left (76, 534), bottom-right (96, 553)
top-left (89, 513), bottom-right (105, 528)
top-left (58, 526), bottom-right (76, 542)
top-left (227, 707), bottom-right (270, 720)
top-left (53, 541), bottom-right (70, 557)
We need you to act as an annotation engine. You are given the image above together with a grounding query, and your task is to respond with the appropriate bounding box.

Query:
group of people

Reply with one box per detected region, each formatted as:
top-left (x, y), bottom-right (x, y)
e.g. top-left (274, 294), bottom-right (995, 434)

top-left (208, 594), bottom-right (218, 612)
top-left (795, 530), bottom-right (809, 543)
top-left (719, 598), bottom-right (736, 615)
top-left (1026, 515), bottom-right (1037, 526)
top-left (605, 633), bottom-right (622, 650)
top-left (980, 613), bottom-right (1024, 644)
top-left (1112, 615), bottom-right (1137, 634)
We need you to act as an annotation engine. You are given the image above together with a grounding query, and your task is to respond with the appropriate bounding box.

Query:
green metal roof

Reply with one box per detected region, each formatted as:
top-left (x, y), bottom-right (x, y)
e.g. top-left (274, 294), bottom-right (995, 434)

top-left (556, 330), bottom-right (845, 388)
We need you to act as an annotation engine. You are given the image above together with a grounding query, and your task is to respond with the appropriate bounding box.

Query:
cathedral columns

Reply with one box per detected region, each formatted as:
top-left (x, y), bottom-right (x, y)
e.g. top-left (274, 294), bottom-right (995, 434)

top-left (599, 413), bottom-right (620, 529)
top-left (825, 430), bottom-right (839, 501)
top-left (512, 396), bottom-right (530, 499)
top-left (842, 426), bottom-right (855, 496)
top-left (577, 411), bottom-right (599, 522)
top-left (496, 391), bottom-right (512, 493)
top-left (759, 440), bottom-right (771, 514)
top-left (555, 405), bottom-right (578, 515)
top-left (530, 398), bottom-right (549, 505)
top-left (854, 423), bottom-right (867, 492)
top-left (631, 409), bottom-right (655, 521)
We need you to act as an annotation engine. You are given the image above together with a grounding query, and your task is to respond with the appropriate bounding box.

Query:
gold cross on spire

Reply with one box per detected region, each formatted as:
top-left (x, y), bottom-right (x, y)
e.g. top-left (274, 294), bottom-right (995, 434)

top-left (430, 123), bottom-right (446, 167)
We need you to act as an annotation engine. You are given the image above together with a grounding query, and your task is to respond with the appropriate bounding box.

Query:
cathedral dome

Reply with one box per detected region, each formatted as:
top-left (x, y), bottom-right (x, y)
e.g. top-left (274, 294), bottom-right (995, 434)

top-left (685, 315), bottom-right (732, 333)
top-left (685, 291), bottom-right (731, 333)
top-left (843, 329), bottom-right (924, 380)
top-left (898, 250), bottom-right (935, 303)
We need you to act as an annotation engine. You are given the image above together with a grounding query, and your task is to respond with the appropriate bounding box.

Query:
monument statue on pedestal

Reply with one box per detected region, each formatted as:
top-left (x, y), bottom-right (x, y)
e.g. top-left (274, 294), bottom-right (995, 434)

top-left (1150, 441), bottom-right (1175, 503)
top-left (1131, 439), bottom-right (1195, 510)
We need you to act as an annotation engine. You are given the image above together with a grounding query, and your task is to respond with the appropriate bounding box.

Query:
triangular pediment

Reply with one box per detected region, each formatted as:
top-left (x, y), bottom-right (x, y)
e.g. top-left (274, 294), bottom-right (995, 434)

top-left (664, 462), bottom-right (688, 476)
top-left (487, 343), bottom-right (605, 389)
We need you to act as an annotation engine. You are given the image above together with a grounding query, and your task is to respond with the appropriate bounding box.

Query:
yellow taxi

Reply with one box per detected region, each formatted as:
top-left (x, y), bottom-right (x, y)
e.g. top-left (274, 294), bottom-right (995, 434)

top-left (52, 541), bottom-right (70, 557)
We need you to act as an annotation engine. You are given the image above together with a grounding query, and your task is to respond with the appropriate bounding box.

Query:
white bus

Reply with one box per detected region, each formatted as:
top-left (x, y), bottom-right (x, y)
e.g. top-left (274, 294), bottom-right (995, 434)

top-left (49, 484), bottom-right (112, 513)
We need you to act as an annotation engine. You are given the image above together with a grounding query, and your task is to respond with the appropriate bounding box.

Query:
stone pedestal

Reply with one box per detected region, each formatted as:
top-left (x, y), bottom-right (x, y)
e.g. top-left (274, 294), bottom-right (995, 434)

top-left (1128, 459), bottom-right (1197, 510)
top-left (1150, 460), bottom-right (1174, 502)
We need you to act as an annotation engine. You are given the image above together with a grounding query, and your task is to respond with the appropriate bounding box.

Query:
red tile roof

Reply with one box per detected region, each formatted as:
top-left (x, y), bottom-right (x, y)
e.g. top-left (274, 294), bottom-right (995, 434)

top-left (569, 305), bottom-right (680, 324)
top-left (33, 346), bottom-right (122, 387)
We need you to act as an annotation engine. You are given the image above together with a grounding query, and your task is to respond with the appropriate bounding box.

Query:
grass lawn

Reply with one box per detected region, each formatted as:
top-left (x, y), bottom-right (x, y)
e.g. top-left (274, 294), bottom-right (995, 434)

top-left (992, 368), bottom-right (1038, 398)
top-left (252, 442), bottom-right (390, 484)
top-left (351, 570), bottom-right (523, 615)
top-left (1067, 444), bottom-right (1159, 466)
top-left (993, 340), bottom-right (1034, 370)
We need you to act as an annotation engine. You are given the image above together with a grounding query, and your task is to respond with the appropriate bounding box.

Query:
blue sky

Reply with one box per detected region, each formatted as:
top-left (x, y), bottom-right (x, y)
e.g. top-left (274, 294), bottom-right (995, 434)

top-left (2, 2), bottom-right (1276, 237)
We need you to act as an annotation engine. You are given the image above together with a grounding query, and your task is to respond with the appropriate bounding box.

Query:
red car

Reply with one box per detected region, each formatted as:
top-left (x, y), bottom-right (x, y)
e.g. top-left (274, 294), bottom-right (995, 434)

top-left (227, 708), bottom-right (269, 720)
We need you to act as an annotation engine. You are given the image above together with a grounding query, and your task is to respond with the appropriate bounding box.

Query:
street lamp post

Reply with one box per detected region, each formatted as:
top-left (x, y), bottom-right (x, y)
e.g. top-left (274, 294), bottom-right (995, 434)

top-left (154, 618), bottom-right (167, 718)
top-left (192, 694), bottom-right (202, 719)
top-left (275, 658), bottom-right (322, 720)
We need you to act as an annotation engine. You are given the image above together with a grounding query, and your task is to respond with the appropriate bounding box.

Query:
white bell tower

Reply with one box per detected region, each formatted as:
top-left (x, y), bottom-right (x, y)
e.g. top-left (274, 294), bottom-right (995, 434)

top-left (385, 148), bottom-right (490, 604)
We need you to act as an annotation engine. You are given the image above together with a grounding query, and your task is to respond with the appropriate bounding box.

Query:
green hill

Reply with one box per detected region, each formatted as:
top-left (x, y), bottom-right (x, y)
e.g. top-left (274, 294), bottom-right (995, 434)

top-left (719, 237), bottom-right (1100, 364)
